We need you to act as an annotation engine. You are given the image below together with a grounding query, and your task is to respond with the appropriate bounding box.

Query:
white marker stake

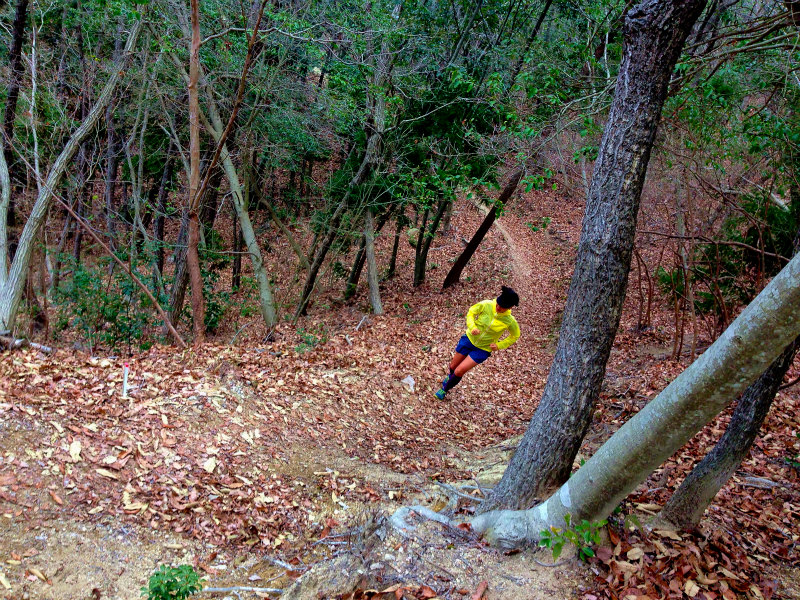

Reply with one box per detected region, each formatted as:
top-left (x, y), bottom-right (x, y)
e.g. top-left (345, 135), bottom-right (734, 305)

top-left (123, 363), bottom-right (129, 398)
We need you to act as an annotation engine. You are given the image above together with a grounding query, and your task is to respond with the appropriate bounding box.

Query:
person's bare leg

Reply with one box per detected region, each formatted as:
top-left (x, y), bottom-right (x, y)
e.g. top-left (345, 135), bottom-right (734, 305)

top-left (449, 352), bottom-right (467, 372)
top-left (453, 356), bottom-right (480, 377)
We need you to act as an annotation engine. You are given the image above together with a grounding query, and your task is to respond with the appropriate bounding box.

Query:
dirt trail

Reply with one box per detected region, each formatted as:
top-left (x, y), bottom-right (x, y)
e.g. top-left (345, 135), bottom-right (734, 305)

top-left (0, 196), bottom-right (591, 600)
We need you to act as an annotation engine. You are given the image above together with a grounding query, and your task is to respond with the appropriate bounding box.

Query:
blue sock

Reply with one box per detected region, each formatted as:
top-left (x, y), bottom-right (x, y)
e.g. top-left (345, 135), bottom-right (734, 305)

top-left (444, 375), bottom-right (462, 391)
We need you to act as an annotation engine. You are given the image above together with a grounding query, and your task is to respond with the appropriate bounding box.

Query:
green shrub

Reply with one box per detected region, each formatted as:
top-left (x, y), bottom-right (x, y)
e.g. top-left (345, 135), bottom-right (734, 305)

top-left (539, 514), bottom-right (607, 562)
top-left (142, 565), bottom-right (202, 600)
top-left (53, 257), bottom-right (158, 352)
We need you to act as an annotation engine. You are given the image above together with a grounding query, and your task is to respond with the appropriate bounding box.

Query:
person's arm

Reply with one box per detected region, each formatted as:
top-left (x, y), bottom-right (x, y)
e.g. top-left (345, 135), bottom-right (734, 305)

top-left (495, 318), bottom-right (520, 350)
top-left (466, 302), bottom-right (483, 334)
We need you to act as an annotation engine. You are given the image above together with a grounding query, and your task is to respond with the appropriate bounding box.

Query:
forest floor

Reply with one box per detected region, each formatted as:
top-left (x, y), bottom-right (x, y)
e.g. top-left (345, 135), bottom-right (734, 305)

top-left (1, 189), bottom-right (799, 600)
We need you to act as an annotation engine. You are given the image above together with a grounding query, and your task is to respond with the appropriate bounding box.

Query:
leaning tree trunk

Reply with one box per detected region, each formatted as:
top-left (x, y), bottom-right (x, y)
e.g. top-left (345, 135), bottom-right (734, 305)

top-left (0, 15), bottom-right (144, 331)
top-left (364, 208), bottom-right (382, 314)
top-left (481, 0), bottom-right (708, 511)
top-left (386, 208), bottom-right (404, 280)
top-left (470, 249), bottom-right (800, 548)
top-left (656, 209), bottom-right (800, 529)
top-left (345, 236), bottom-right (367, 300)
top-left (656, 337), bottom-right (799, 530)
top-left (294, 135), bottom-right (380, 320)
top-left (442, 169), bottom-right (522, 290)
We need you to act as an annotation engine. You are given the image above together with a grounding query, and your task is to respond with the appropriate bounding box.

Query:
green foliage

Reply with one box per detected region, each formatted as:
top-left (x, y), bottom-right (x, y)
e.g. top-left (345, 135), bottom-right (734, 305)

top-left (295, 324), bottom-right (329, 353)
top-left (142, 565), bottom-right (202, 600)
top-left (53, 257), bottom-right (159, 352)
top-left (525, 217), bottom-right (551, 233)
top-left (331, 261), bottom-right (349, 280)
top-left (200, 232), bottom-right (232, 332)
top-left (660, 191), bottom-right (799, 321)
top-left (539, 514), bottom-right (607, 562)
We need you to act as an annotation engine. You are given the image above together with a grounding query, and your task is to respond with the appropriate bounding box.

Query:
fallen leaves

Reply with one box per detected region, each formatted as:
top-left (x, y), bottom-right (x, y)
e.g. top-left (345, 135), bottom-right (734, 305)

top-left (68, 439), bottom-right (82, 462)
top-left (202, 456), bottom-right (217, 473)
top-left (94, 468), bottom-right (119, 480)
top-left (586, 520), bottom-right (781, 600)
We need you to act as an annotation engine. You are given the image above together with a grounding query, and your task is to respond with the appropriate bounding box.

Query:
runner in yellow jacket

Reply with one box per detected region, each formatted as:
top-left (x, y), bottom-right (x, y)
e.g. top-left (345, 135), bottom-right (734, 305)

top-left (435, 286), bottom-right (521, 400)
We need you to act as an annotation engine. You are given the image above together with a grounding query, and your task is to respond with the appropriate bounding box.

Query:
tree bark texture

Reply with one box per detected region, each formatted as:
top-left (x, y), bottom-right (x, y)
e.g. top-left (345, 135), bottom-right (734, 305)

top-left (484, 0), bottom-right (708, 511)
top-left (168, 170), bottom-right (221, 325)
top-left (471, 249), bottom-right (800, 548)
top-left (0, 16), bottom-right (144, 331)
top-left (656, 217), bottom-right (800, 529)
top-left (657, 337), bottom-right (799, 530)
top-left (2, 0), bottom-right (30, 230)
top-left (0, 141), bottom-right (10, 285)
top-left (364, 208), bottom-right (382, 314)
top-left (442, 169), bottom-right (523, 290)
top-left (187, 0), bottom-right (205, 345)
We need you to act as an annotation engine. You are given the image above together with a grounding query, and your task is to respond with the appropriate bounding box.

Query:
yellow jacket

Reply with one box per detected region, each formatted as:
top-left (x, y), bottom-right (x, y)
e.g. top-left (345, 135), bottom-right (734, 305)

top-left (465, 299), bottom-right (520, 352)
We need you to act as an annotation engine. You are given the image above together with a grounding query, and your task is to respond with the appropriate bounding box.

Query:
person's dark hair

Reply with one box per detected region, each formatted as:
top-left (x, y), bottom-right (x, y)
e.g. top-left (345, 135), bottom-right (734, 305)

top-left (497, 285), bottom-right (519, 309)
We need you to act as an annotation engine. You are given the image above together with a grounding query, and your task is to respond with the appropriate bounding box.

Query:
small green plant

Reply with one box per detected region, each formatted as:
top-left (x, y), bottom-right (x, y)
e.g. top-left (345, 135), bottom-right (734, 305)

top-left (295, 324), bottom-right (329, 353)
top-left (525, 216), bottom-right (551, 233)
top-left (53, 257), bottom-right (158, 352)
top-left (539, 514), bottom-right (607, 562)
top-left (142, 565), bottom-right (202, 600)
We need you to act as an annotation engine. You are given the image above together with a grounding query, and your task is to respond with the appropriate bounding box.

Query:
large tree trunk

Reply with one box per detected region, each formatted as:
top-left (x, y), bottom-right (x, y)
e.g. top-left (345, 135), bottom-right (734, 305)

top-left (2, 0), bottom-right (30, 232)
top-left (187, 0), bottom-right (204, 345)
top-left (442, 169), bottom-right (522, 290)
top-left (471, 249), bottom-right (800, 548)
top-left (364, 208), bottom-right (382, 314)
top-left (168, 168), bottom-right (221, 325)
top-left (482, 0), bottom-right (708, 511)
top-left (656, 337), bottom-right (799, 530)
top-left (656, 208), bottom-right (800, 529)
top-left (0, 16), bottom-right (144, 331)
